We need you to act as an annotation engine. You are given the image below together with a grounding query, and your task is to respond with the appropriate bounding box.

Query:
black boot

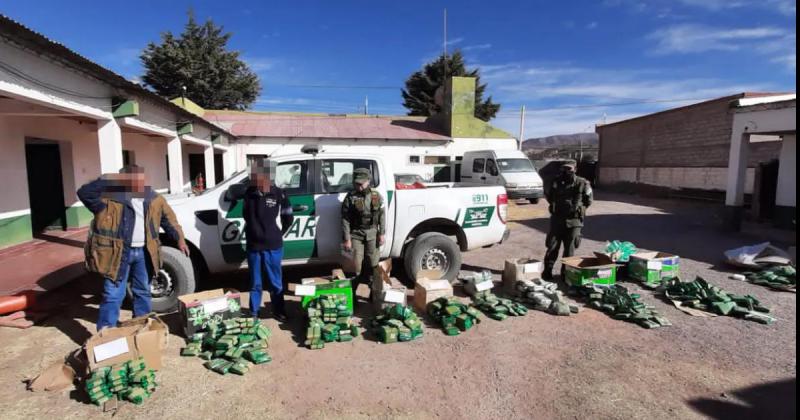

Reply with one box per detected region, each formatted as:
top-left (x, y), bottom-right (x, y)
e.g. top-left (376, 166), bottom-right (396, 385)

top-left (542, 268), bottom-right (554, 280)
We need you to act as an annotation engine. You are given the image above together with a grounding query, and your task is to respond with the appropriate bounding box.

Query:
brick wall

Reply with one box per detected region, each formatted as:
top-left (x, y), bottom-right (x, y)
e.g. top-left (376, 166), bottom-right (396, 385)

top-left (598, 95), bottom-right (781, 168)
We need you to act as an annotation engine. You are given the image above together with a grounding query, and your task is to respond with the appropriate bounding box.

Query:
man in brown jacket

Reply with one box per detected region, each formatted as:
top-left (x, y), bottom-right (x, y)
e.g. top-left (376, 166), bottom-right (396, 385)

top-left (78, 165), bottom-right (189, 330)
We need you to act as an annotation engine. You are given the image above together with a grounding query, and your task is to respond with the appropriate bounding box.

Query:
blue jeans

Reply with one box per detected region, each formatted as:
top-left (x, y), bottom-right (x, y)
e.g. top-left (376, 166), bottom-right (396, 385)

top-left (97, 247), bottom-right (151, 330)
top-left (247, 248), bottom-right (285, 317)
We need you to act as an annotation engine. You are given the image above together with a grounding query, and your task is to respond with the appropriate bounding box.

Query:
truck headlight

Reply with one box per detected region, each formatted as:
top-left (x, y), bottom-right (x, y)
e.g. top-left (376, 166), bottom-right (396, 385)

top-left (505, 183), bottom-right (518, 188)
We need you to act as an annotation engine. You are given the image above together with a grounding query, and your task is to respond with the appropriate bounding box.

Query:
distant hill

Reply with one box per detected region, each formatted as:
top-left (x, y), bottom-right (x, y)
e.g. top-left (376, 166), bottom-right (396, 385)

top-left (522, 133), bottom-right (598, 150)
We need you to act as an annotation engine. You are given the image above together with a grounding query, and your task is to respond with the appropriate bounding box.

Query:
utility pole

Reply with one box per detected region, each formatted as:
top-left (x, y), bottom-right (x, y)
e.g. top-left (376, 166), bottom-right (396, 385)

top-left (364, 96), bottom-right (369, 115)
top-left (518, 105), bottom-right (526, 150)
top-left (443, 9), bottom-right (448, 76)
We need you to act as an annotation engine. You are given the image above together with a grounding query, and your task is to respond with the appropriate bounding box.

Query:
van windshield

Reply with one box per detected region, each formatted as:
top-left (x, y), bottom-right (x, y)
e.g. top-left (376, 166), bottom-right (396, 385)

top-left (497, 158), bottom-right (536, 173)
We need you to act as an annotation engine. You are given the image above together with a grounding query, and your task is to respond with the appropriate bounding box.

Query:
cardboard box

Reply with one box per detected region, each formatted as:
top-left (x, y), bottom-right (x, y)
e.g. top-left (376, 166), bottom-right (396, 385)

top-left (561, 254), bottom-right (617, 287)
top-left (84, 314), bottom-right (169, 373)
top-left (502, 258), bottom-right (543, 294)
top-left (178, 289), bottom-right (241, 337)
top-left (413, 277), bottom-right (454, 312)
top-left (628, 252), bottom-right (680, 286)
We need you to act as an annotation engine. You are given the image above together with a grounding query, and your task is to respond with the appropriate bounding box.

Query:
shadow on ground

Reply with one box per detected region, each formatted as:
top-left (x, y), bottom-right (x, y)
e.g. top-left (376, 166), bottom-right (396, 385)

top-left (687, 377), bottom-right (796, 419)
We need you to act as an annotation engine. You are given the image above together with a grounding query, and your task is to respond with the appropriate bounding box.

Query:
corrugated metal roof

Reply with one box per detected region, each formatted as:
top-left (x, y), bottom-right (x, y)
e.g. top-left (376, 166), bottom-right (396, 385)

top-left (0, 14), bottom-right (233, 137)
top-left (204, 111), bottom-right (451, 141)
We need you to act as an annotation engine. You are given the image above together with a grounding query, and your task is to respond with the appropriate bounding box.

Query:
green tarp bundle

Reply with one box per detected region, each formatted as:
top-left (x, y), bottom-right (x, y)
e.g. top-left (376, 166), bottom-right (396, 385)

top-left (181, 317), bottom-right (272, 376)
top-left (605, 240), bottom-right (637, 262)
top-left (370, 304), bottom-right (424, 343)
top-left (305, 294), bottom-right (359, 349)
top-left (664, 277), bottom-right (775, 324)
top-left (588, 285), bottom-right (671, 329)
top-left (743, 265), bottom-right (796, 292)
top-left (427, 297), bottom-right (482, 336)
top-left (470, 290), bottom-right (529, 321)
top-left (85, 357), bottom-right (156, 406)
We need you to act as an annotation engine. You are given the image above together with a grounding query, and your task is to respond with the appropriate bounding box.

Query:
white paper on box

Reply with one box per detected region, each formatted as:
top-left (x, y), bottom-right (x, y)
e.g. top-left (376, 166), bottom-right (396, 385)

top-left (301, 278), bottom-right (316, 285)
top-left (294, 284), bottom-right (316, 296)
top-left (597, 269), bottom-right (612, 278)
top-left (647, 261), bottom-right (663, 270)
top-left (522, 262), bottom-right (542, 274)
top-left (202, 296), bottom-right (229, 314)
top-left (383, 289), bottom-right (405, 303)
top-left (475, 280), bottom-right (494, 292)
top-left (93, 337), bottom-right (130, 363)
top-left (425, 279), bottom-right (452, 290)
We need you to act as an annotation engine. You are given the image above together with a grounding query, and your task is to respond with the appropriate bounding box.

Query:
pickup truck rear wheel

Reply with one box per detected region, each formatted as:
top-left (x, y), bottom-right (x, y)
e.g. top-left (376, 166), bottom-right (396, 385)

top-left (127, 246), bottom-right (195, 313)
top-left (404, 232), bottom-right (462, 282)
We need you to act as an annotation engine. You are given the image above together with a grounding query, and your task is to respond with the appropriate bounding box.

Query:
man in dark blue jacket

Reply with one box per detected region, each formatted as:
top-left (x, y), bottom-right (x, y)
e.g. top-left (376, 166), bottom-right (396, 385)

top-left (243, 162), bottom-right (294, 321)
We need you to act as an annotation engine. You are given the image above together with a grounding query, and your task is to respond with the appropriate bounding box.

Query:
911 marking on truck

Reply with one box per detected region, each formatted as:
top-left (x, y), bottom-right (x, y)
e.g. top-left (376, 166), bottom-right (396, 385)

top-left (472, 193), bottom-right (489, 205)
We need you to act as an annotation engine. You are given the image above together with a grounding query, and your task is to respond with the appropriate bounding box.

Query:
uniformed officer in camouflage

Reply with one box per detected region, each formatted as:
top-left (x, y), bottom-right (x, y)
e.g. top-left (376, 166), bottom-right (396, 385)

top-left (543, 163), bottom-right (593, 280)
top-left (341, 168), bottom-right (386, 297)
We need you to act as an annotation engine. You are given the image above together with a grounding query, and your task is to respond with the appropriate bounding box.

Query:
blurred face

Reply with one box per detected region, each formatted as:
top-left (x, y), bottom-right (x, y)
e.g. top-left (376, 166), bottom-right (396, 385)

top-left (252, 171), bottom-right (271, 192)
top-left (354, 179), bottom-right (369, 192)
top-left (108, 171), bottom-right (145, 193)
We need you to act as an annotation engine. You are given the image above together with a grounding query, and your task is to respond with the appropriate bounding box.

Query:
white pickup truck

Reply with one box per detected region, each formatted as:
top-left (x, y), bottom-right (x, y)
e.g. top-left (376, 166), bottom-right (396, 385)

top-left (151, 150), bottom-right (510, 311)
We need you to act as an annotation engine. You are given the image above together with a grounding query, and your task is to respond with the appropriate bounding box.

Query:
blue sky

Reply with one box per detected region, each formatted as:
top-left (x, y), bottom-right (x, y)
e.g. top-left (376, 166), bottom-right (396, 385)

top-left (1, 0), bottom-right (796, 137)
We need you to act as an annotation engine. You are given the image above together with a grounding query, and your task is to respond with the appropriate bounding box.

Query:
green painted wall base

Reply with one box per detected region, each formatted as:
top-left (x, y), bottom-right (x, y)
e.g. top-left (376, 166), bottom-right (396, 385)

top-left (0, 214), bottom-right (33, 249)
top-left (65, 206), bottom-right (93, 229)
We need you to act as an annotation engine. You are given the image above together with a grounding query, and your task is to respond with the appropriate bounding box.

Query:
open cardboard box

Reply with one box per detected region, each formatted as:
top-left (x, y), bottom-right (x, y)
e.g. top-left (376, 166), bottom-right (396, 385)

top-left (502, 258), bottom-right (543, 294)
top-left (628, 252), bottom-right (680, 286)
top-left (84, 314), bottom-right (168, 373)
top-left (178, 288), bottom-right (241, 336)
top-left (413, 270), bottom-right (453, 312)
top-left (561, 253), bottom-right (617, 287)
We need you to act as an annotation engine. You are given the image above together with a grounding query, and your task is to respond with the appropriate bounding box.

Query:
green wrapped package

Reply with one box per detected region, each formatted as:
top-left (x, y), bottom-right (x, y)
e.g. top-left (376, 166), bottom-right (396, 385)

top-left (85, 359), bottom-right (157, 406)
top-left (664, 277), bottom-right (775, 324)
top-left (370, 304), bottom-right (424, 343)
top-left (229, 360), bottom-right (250, 375)
top-left (588, 285), bottom-right (670, 329)
top-left (304, 294), bottom-right (356, 349)
top-left (427, 297), bottom-right (481, 335)
top-left (470, 290), bottom-right (528, 321)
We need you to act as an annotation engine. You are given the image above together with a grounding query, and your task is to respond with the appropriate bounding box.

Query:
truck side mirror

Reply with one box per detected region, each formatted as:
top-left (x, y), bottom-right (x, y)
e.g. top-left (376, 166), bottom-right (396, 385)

top-left (224, 183), bottom-right (247, 202)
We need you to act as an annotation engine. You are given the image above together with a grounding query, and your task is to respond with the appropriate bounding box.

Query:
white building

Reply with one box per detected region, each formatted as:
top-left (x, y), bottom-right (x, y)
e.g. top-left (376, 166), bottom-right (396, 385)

top-left (0, 16), bottom-right (236, 248)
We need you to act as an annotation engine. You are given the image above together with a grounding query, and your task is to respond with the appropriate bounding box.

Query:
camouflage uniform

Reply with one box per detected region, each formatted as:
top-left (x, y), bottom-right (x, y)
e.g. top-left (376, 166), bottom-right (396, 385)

top-left (543, 167), bottom-right (593, 279)
top-left (341, 168), bottom-right (386, 290)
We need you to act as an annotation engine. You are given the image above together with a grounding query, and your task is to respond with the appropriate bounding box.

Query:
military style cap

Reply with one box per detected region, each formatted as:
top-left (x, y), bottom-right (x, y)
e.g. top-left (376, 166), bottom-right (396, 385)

top-left (562, 162), bottom-right (577, 171)
top-left (353, 168), bottom-right (371, 182)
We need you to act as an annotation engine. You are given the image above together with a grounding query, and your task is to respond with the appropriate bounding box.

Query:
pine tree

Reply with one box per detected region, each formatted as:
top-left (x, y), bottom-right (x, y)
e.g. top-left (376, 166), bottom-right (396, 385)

top-left (401, 50), bottom-right (500, 121)
top-left (140, 12), bottom-right (260, 110)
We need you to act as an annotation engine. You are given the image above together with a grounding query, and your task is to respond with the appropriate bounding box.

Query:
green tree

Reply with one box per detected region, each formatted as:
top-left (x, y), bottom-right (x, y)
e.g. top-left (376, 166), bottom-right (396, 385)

top-left (401, 50), bottom-right (500, 121)
top-left (141, 12), bottom-right (260, 110)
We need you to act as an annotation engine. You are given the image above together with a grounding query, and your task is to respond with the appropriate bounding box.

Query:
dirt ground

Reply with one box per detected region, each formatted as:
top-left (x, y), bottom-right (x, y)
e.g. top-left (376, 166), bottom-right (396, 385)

top-left (0, 192), bottom-right (795, 419)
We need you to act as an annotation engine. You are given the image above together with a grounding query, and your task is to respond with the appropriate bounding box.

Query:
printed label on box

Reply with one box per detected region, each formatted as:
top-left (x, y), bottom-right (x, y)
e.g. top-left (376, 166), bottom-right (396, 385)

top-left (202, 296), bottom-right (229, 314)
top-left (476, 280), bottom-right (494, 292)
top-left (597, 269), bottom-right (612, 278)
top-left (522, 262), bottom-right (543, 274)
top-left (93, 337), bottom-right (130, 363)
top-left (647, 261), bottom-right (663, 270)
top-left (295, 284), bottom-right (317, 296)
top-left (383, 289), bottom-right (405, 303)
top-left (426, 280), bottom-right (452, 290)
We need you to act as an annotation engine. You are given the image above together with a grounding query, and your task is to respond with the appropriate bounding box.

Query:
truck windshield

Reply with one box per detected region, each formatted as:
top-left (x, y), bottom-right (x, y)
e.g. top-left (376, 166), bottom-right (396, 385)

top-left (199, 170), bottom-right (247, 195)
top-left (497, 158), bottom-right (536, 173)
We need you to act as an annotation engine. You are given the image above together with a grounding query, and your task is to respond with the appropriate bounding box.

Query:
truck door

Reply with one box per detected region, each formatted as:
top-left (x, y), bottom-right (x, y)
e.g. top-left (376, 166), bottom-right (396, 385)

top-left (484, 158), bottom-right (501, 186)
top-left (314, 158), bottom-right (390, 262)
top-left (217, 159), bottom-right (316, 264)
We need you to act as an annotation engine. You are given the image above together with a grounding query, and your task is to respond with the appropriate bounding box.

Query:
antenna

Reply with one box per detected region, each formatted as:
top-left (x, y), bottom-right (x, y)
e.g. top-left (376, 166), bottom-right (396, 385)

top-left (365, 96), bottom-right (369, 115)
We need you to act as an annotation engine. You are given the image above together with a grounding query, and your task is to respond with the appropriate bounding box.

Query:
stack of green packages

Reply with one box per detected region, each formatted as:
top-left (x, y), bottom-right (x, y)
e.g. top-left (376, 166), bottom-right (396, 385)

top-left (470, 290), bottom-right (529, 321)
top-left (370, 304), bottom-right (424, 343)
top-left (744, 265), bottom-right (796, 291)
top-left (588, 285), bottom-right (671, 329)
top-left (605, 240), bottom-right (637, 262)
top-left (181, 317), bottom-right (272, 375)
top-left (186, 297), bottom-right (241, 331)
top-left (305, 294), bottom-right (360, 349)
top-left (427, 297), bottom-right (482, 336)
top-left (85, 357), bottom-right (157, 406)
top-left (664, 277), bottom-right (775, 324)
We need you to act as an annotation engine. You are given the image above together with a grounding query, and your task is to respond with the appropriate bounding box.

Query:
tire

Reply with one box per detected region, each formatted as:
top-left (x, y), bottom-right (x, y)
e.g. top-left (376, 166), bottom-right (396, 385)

top-left (403, 232), bottom-right (462, 283)
top-left (127, 246), bottom-right (196, 313)
top-left (528, 198), bottom-right (540, 204)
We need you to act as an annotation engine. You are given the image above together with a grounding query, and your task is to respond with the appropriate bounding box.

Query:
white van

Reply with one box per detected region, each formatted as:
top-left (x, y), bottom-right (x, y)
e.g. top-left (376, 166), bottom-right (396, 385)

top-left (461, 150), bottom-right (544, 203)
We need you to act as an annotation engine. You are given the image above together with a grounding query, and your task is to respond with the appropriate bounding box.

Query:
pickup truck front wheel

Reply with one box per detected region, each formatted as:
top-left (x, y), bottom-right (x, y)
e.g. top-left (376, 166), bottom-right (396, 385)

top-left (404, 232), bottom-right (462, 282)
top-left (127, 246), bottom-right (196, 313)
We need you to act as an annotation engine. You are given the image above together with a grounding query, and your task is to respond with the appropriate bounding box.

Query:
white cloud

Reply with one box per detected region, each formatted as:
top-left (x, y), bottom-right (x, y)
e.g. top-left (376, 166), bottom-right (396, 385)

top-left (607, 0), bottom-right (796, 17)
top-left (243, 56), bottom-right (277, 73)
top-left (445, 37), bottom-right (464, 46)
top-left (648, 24), bottom-right (787, 54)
top-left (462, 43), bottom-right (492, 51)
top-left (472, 60), bottom-right (774, 138)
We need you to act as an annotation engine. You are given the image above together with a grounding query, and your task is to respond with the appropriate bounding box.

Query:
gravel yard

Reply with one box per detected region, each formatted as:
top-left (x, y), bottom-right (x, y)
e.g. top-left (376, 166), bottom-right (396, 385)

top-left (0, 192), bottom-right (795, 419)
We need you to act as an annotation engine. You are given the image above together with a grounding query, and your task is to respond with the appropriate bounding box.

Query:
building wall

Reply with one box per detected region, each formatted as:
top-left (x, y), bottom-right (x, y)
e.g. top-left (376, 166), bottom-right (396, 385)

top-left (597, 96), bottom-right (781, 192)
top-left (776, 134), bottom-right (796, 207)
top-left (121, 134), bottom-right (169, 192)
